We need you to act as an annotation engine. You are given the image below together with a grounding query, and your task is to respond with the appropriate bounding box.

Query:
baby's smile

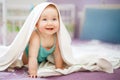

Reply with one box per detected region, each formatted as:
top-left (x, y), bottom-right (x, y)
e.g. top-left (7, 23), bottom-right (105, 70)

top-left (45, 28), bottom-right (54, 30)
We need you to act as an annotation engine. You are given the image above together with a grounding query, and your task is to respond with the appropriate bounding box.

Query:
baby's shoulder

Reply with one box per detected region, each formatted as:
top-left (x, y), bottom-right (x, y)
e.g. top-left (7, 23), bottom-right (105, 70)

top-left (30, 30), bottom-right (40, 42)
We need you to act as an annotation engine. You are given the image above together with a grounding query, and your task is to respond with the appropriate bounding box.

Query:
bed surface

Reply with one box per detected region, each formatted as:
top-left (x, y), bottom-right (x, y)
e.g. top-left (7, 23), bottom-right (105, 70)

top-left (0, 67), bottom-right (120, 80)
top-left (0, 40), bottom-right (120, 80)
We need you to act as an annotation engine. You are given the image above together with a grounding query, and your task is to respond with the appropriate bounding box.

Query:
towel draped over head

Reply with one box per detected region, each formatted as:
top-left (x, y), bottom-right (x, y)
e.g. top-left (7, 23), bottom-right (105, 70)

top-left (0, 2), bottom-right (76, 71)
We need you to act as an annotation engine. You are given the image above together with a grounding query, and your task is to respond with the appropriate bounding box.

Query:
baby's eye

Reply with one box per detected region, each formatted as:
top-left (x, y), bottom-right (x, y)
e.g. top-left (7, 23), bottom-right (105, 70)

top-left (42, 18), bottom-right (47, 21)
top-left (52, 18), bottom-right (57, 21)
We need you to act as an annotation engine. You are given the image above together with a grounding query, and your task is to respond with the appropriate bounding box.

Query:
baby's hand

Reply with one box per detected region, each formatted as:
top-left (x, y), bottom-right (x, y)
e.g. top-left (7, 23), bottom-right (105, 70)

top-left (28, 70), bottom-right (37, 78)
top-left (28, 57), bottom-right (38, 78)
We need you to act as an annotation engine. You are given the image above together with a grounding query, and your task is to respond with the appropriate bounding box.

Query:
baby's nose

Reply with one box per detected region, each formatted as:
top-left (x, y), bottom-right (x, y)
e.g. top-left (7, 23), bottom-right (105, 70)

top-left (47, 20), bottom-right (53, 25)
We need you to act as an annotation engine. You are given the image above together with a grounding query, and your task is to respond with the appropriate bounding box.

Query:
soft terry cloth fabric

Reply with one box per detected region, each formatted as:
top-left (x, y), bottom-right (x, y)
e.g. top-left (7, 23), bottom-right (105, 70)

top-left (0, 2), bottom-right (120, 77)
top-left (0, 2), bottom-right (76, 74)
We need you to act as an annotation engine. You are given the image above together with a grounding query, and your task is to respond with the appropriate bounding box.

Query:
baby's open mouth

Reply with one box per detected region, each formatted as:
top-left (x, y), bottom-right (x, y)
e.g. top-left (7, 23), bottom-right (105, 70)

top-left (46, 28), bottom-right (54, 30)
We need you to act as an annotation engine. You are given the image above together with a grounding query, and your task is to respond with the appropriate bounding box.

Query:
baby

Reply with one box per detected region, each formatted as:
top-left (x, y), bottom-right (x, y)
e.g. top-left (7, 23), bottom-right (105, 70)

top-left (22, 3), bottom-right (64, 78)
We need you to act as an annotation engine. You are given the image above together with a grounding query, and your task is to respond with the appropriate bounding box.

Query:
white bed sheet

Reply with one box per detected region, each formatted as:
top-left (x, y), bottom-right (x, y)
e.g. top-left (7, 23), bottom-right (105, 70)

top-left (72, 40), bottom-right (120, 69)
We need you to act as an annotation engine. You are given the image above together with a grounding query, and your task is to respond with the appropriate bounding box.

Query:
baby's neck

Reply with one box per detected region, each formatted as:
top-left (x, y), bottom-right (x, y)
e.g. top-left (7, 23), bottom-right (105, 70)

top-left (40, 33), bottom-right (55, 40)
top-left (40, 33), bottom-right (56, 47)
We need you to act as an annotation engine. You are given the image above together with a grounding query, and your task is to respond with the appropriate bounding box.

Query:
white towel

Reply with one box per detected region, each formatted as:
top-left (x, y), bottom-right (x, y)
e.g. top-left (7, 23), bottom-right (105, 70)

top-left (0, 2), bottom-right (76, 73)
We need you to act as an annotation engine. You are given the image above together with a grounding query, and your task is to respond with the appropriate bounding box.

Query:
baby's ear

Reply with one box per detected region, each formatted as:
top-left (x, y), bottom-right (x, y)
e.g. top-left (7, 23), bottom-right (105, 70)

top-left (35, 23), bottom-right (38, 28)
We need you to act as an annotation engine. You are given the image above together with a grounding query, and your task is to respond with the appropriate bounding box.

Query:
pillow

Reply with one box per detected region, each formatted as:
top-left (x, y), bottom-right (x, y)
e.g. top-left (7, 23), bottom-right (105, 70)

top-left (80, 8), bottom-right (120, 44)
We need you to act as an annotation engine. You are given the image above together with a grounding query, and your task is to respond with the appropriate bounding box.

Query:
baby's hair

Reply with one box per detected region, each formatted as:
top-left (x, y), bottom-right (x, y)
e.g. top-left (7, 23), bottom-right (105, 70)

top-left (46, 4), bottom-right (57, 10)
top-left (46, 4), bottom-right (59, 18)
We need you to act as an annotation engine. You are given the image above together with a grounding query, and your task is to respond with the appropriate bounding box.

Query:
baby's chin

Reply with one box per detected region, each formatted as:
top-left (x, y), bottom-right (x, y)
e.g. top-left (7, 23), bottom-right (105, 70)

top-left (45, 31), bottom-right (57, 35)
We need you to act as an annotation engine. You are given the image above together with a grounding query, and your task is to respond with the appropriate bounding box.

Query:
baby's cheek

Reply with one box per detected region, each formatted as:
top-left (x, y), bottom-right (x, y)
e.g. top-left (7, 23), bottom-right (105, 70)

top-left (54, 28), bottom-right (59, 32)
top-left (38, 28), bottom-right (44, 32)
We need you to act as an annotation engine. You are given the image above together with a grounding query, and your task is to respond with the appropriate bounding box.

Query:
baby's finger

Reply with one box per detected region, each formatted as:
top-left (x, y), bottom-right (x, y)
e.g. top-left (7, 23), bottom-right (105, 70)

top-left (28, 75), bottom-right (37, 78)
top-left (32, 75), bottom-right (37, 78)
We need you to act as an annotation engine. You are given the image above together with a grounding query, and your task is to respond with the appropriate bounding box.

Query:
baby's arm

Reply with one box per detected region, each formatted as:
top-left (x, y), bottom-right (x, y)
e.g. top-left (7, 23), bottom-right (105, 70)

top-left (53, 37), bottom-right (64, 69)
top-left (28, 31), bottom-right (40, 78)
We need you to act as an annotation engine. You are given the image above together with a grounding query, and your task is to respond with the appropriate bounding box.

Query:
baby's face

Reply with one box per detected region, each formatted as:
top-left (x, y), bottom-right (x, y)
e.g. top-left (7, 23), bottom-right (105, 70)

top-left (36, 5), bottom-right (60, 35)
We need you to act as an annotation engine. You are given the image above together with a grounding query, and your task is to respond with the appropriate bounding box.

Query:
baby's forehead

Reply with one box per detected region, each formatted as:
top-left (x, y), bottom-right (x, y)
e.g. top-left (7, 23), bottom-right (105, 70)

top-left (41, 6), bottom-right (59, 16)
top-left (45, 4), bottom-right (59, 13)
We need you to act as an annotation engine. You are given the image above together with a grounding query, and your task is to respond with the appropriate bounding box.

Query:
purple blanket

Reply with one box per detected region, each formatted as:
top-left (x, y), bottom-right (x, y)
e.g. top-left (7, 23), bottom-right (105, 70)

top-left (0, 67), bottom-right (120, 80)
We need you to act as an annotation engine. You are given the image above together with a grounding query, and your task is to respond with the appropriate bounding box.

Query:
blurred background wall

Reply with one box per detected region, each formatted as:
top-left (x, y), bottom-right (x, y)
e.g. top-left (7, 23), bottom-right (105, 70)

top-left (0, 0), bottom-right (120, 45)
top-left (48, 0), bottom-right (120, 39)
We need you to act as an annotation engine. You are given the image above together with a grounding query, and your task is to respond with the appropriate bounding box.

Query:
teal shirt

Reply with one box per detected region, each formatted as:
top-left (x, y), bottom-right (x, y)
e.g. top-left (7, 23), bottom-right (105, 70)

top-left (25, 40), bottom-right (56, 63)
